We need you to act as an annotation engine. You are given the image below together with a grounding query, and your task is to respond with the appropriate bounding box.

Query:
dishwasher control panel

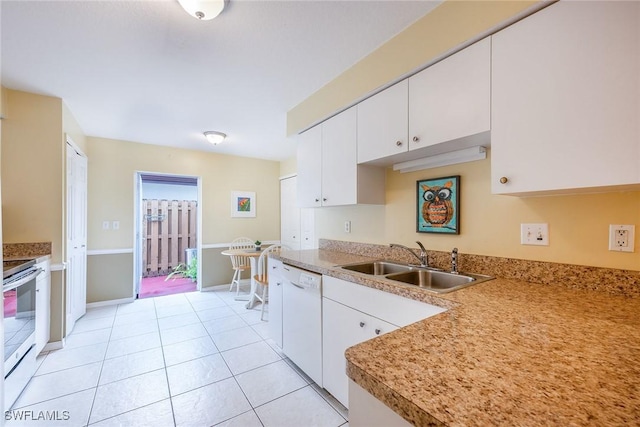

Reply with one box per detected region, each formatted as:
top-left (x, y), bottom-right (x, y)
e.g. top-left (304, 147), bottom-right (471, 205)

top-left (282, 264), bottom-right (322, 290)
top-left (299, 273), bottom-right (320, 289)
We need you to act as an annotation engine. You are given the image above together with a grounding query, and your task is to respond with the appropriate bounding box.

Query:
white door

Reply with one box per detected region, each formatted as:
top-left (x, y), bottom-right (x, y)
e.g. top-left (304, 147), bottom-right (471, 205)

top-left (280, 176), bottom-right (301, 250)
top-left (66, 142), bottom-right (88, 335)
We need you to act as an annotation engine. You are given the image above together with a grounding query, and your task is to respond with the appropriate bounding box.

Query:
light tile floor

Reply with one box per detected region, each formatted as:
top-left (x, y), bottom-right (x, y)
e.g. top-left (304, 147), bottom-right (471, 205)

top-left (7, 287), bottom-right (348, 427)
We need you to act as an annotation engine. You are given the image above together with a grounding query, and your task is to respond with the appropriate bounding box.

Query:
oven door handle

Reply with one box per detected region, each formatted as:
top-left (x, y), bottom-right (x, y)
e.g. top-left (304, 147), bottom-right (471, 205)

top-left (3, 268), bottom-right (43, 292)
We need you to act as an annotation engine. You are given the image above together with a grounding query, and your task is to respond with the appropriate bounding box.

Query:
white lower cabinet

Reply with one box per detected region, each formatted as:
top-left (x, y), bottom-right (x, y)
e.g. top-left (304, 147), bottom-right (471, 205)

top-left (267, 259), bottom-right (284, 348)
top-left (35, 259), bottom-right (51, 354)
top-left (321, 276), bottom-right (446, 409)
top-left (349, 379), bottom-right (412, 427)
top-left (322, 298), bottom-right (397, 407)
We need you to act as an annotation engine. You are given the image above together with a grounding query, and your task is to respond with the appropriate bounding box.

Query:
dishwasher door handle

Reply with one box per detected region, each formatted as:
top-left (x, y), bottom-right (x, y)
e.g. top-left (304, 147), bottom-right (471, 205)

top-left (290, 282), bottom-right (305, 290)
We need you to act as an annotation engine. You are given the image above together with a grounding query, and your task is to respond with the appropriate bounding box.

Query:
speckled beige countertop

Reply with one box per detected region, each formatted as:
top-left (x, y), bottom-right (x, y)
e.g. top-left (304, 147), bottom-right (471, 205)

top-left (275, 244), bottom-right (640, 426)
top-left (3, 242), bottom-right (52, 262)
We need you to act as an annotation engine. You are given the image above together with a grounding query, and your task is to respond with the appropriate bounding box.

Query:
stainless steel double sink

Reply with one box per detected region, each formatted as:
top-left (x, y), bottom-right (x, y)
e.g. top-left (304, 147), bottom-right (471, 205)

top-left (339, 260), bottom-right (493, 293)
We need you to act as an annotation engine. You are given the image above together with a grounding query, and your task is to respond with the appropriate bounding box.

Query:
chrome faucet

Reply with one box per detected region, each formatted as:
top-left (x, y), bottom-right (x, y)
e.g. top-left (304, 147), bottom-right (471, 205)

top-left (389, 241), bottom-right (428, 267)
top-left (451, 247), bottom-right (459, 274)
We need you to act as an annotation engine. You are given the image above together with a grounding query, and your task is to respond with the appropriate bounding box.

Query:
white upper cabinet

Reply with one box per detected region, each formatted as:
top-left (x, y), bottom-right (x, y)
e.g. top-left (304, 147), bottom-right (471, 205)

top-left (491, 1), bottom-right (640, 195)
top-left (322, 107), bottom-right (358, 206)
top-left (297, 106), bottom-right (385, 207)
top-left (296, 125), bottom-right (322, 207)
top-left (357, 80), bottom-right (409, 163)
top-left (408, 37), bottom-right (490, 150)
top-left (357, 39), bottom-right (491, 167)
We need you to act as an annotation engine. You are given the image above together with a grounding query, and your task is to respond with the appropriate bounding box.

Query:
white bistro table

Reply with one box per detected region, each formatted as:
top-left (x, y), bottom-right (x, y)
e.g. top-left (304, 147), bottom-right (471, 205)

top-left (221, 248), bottom-right (263, 309)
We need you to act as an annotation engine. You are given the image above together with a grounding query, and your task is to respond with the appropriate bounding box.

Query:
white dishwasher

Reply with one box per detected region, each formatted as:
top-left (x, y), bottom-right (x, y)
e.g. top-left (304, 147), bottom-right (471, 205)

top-left (281, 264), bottom-right (323, 386)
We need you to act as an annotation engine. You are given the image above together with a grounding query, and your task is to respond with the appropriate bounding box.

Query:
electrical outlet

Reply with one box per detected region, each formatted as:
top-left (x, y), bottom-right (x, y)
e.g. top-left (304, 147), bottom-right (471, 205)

top-left (102, 221), bottom-right (110, 230)
top-left (112, 221), bottom-right (120, 230)
top-left (344, 220), bottom-right (351, 233)
top-left (520, 223), bottom-right (549, 246)
top-left (609, 224), bottom-right (635, 252)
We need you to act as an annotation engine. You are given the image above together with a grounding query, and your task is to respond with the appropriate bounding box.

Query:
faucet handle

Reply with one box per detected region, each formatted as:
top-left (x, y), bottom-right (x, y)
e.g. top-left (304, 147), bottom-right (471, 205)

top-left (451, 247), bottom-right (459, 274)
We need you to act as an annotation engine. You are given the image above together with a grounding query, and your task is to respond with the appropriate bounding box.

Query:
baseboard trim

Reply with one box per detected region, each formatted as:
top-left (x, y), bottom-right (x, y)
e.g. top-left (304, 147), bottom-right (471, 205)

top-left (86, 297), bottom-right (135, 309)
top-left (43, 340), bottom-right (64, 352)
top-left (201, 284), bottom-right (230, 292)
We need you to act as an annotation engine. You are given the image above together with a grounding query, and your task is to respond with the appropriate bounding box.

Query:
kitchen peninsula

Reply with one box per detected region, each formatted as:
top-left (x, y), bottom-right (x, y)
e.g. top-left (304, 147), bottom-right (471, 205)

top-left (275, 240), bottom-right (640, 426)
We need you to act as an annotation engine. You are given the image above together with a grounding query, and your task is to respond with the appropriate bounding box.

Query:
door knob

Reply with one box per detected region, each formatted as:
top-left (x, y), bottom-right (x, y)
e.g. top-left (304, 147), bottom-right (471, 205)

top-left (395, 141), bottom-right (402, 146)
top-left (499, 177), bottom-right (509, 184)
top-left (412, 136), bottom-right (419, 142)
top-left (359, 322), bottom-right (365, 328)
top-left (375, 329), bottom-right (381, 335)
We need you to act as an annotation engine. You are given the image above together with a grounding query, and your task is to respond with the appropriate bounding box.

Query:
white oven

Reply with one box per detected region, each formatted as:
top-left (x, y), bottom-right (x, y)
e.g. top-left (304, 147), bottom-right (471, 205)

top-left (3, 260), bottom-right (41, 411)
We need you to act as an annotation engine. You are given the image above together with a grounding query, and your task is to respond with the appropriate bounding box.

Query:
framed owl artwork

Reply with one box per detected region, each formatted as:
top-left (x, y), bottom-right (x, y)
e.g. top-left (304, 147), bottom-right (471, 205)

top-left (416, 175), bottom-right (460, 234)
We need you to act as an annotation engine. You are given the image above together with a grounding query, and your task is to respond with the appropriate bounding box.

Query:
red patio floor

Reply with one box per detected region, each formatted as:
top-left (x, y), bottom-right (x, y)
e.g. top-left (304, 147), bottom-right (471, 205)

top-left (139, 275), bottom-right (197, 299)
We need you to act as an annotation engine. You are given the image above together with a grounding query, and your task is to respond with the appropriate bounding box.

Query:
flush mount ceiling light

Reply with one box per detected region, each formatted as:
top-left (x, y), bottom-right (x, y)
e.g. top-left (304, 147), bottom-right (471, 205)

top-left (393, 146), bottom-right (487, 173)
top-left (178, 0), bottom-right (225, 20)
top-left (204, 131), bottom-right (226, 145)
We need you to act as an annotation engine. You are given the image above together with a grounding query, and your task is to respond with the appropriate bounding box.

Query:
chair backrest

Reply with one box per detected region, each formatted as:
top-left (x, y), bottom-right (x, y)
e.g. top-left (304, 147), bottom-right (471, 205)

top-left (229, 237), bottom-right (255, 269)
top-left (255, 244), bottom-right (287, 283)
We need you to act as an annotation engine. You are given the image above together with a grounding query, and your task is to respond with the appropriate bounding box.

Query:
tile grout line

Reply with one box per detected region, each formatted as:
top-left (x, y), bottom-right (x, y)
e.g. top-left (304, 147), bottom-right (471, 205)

top-left (153, 293), bottom-right (179, 427)
top-left (84, 303), bottom-right (119, 426)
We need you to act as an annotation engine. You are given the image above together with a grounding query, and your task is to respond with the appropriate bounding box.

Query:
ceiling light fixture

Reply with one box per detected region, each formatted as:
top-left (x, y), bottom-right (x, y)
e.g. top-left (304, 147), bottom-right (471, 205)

top-left (393, 146), bottom-right (487, 173)
top-left (204, 131), bottom-right (226, 145)
top-left (178, 0), bottom-right (225, 20)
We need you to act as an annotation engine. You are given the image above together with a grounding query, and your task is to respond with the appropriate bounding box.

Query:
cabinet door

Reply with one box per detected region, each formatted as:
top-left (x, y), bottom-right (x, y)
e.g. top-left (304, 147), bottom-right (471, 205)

top-left (300, 208), bottom-right (316, 249)
top-left (409, 37), bottom-right (490, 150)
top-left (35, 260), bottom-right (51, 354)
top-left (322, 297), bottom-right (397, 408)
top-left (491, 1), bottom-right (640, 195)
top-left (357, 80), bottom-right (408, 163)
top-left (280, 177), bottom-right (301, 250)
top-left (268, 260), bottom-right (284, 348)
top-left (296, 126), bottom-right (322, 207)
top-left (322, 106), bottom-right (357, 206)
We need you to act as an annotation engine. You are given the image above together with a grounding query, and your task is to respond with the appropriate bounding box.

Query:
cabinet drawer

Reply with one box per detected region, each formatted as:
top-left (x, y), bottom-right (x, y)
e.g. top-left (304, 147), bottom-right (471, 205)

top-left (323, 276), bottom-right (445, 327)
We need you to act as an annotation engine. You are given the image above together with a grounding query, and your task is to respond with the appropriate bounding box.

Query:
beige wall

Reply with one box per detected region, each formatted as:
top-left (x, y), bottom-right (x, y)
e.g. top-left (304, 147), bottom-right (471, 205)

top-left (280, 156), bottom-right (297, 178)
top-left (63, 102), bottom-right (87, 154)
top-left (315, 154), bottom-right (639, 271)
top-left (287, 0), bottom-right (541, 135)
top-left (1, 89), bottom-right (65, 262)
top-left (86, 137), bottom-right (281, 301)
top-left (1, 89), bottom-right (76, 342)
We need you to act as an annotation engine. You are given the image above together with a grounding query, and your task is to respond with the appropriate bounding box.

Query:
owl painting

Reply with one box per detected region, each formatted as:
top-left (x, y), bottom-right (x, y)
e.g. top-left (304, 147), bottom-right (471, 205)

top-left (417, 176), bottom-right (459, 234)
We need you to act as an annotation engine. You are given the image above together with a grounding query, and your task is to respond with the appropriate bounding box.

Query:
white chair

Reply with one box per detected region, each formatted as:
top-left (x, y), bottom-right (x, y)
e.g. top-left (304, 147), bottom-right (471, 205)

top-left (228, 237), bottom-right (254, 295)
top-left (253, 244), bottom-right (287, 321)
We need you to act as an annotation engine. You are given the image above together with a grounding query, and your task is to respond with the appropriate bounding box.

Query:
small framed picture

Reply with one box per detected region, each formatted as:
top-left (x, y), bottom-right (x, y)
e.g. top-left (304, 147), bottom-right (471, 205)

top-left (416, 176), bottom-right (460, 234)
top-left (231, 191), bottom-right (256, 218)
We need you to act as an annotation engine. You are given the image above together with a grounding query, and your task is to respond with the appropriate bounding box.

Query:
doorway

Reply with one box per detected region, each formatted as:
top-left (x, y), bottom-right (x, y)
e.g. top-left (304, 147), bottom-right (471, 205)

top-left (134, 173), bottom-right (201, 299)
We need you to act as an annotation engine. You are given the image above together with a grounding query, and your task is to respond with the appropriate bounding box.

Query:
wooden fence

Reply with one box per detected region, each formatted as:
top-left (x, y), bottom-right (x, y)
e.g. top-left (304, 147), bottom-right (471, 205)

top-left (142, 199), bottom-right (197, 277)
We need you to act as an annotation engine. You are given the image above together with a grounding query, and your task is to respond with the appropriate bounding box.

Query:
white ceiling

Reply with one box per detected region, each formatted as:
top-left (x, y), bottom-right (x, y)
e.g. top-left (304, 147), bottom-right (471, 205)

top-left (1, 0), bottom-right (441, 161)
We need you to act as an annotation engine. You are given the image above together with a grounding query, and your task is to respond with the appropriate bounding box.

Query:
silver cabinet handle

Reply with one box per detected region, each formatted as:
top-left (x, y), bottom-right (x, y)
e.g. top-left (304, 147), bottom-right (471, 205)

top-left (359, 322), bottom-right (365, 328)
top-left (375, 329), bottom-right (381, 335)
top-left (395, 141), bottom-right (402, 146)
top-left (413, 136), bottom-right (419, 142)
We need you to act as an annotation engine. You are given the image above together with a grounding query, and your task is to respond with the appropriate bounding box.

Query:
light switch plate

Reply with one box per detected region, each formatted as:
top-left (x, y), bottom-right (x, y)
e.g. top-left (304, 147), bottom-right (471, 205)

top-left (608, 224), bottom-right (635, 252)
top-left (521, 223), bottom-right (549, 246)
